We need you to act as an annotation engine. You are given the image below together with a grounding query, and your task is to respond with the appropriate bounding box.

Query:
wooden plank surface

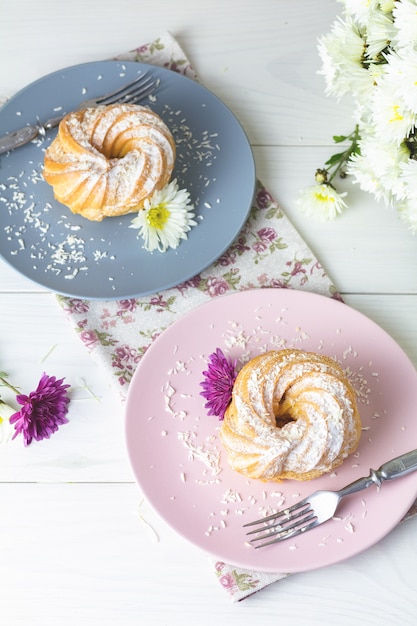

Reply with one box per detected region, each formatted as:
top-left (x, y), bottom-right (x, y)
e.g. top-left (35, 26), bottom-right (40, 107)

top-left (1, 1), bottom-right (417, 624)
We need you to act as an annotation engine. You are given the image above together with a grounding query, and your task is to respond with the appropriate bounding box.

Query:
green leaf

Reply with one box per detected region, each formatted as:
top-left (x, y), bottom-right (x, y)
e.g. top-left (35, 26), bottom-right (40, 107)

top-left (325, 151), bottom-right (346, 167)
top-left (332, 134), bottom-right (348, 143)
top-left (265, 205), bottom-right (284, 220)
top-left (95, 330), bottom-right (118, 347)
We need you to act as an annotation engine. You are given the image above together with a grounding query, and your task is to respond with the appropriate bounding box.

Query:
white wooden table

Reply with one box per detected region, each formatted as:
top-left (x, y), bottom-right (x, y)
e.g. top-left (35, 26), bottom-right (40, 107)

top-left (1, 1), bottom-right (417, 624)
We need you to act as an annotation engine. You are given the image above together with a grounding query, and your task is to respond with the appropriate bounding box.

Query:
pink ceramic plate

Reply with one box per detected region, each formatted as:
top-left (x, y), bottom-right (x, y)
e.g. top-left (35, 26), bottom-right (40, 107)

top-left (125, 289), bottom-right (417, 573)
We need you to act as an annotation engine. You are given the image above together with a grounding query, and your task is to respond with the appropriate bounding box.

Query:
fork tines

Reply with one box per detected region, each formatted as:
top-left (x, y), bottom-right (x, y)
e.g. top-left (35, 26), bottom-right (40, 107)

top-left (96, 72), bottom-right (160, 107)
top-left (243, 499), bottom-right (318, 548)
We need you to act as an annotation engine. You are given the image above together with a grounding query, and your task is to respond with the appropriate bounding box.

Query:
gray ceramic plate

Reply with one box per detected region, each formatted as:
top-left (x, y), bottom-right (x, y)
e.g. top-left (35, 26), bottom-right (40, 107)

top-left (0, 61), bottom-right (255, 299)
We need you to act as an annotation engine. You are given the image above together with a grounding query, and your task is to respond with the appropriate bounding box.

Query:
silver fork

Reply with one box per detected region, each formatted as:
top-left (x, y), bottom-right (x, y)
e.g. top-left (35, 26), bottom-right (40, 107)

top-left (0, 71), bottom-right (159, 154)
top-left (244, 449), bottom-right (417, 548)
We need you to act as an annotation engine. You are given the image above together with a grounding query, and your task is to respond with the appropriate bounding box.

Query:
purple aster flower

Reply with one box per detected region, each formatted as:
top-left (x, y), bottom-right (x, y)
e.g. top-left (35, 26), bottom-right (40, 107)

top-left (9, 373), bottom-right (70, 446)
top-left (200, 348), bottom-right (238, 420)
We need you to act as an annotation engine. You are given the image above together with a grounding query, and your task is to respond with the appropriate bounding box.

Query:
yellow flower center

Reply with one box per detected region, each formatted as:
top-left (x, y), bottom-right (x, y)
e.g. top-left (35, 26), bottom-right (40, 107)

top-left (314, 192), bottom-right (334, 203)
top-left (147, 204), bottom-right (170, 229)
top-left (390, 105), bottom-right (403, 123)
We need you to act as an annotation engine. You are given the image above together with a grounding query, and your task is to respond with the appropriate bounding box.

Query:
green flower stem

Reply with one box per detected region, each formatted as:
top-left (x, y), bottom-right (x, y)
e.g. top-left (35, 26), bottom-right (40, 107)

top-left (0, 374), bottom-right (20, 395)
top-left (317, 125), bottom-right (361, 185)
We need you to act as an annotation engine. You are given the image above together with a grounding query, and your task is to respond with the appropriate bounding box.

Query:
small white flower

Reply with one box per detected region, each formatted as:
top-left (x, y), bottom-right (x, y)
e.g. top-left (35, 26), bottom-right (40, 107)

top-left (396, 194), bottom-right (417, 234)
top-left (379, 1), bottom-right (396, 14)
top-left (348, 134), bottom-right (409, 201)
top-left (370, 78), bottom-right (415, 145)
top-left (339, 0), bottom-right (383, 26)
top-left (392, 0), bottom-right (417, 48)
top-left (315, 2), bottom-right (417, 231)
top-left (129, 179), bottom-right (197, 253)
top-left (348, 151), bottom-right (395, 204)
top-left (384, 47), bottom-right (417, 114)
top-left (365, 10), bottom-right (395, 59)
top-left (297, 183), bottom-right (348, 221)
top-left (318, 17), bottom-right (373, 100)
top-left (399, 159), bottom-right (417, 200)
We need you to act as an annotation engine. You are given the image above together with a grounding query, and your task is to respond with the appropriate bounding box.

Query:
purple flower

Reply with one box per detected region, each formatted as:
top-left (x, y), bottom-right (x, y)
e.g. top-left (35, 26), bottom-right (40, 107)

top-left (218, 574), bottom-right (237, 591)
top-left (253, 240), bottom-right (268, 254)
top-left (176, 275), bottom-right (202, 295)
top-left (9, 374), bottom-right (70, 446)
top-left (80, 330), bottom-right (99, 348)
top-left (135, 44), bottom-right (149, 54)
top-left (117, 299), bottom-right (137, 314)
top-left (206, 277), bottom-right (229, 297)
top-left (257, 227), bottom-right (277, 242)
top-left (65, 298), bottom-right (90, 314)
top-left (200, 348), bottom-right (237, 420)
top-left (256, 187), bottom-right (274, 209)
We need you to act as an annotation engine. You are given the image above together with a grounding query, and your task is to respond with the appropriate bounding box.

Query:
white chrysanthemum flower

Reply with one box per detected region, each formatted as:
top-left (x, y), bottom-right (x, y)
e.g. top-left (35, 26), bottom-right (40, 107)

top-left (129, 179), bottom-right (197, 252)
top-left (379, 0), bottom-right (396, 14)
top-left (384, 47), bottom-right (417, 114)
top-left (348, 135), bottom-right (409, 201)
top-left (392, 0), bottom-right (417, 48)
top-left (346, 152), bottom-right (385, 201)
top-left (365, 10), bottom-right (395, 59)
top-left (352, 101), bottom-right (375, 128)
top-left (399, 159), bottom-right (417, 201)
top-left (318, 17), bottom-right (373, 100)
top-left (313, 0), bottom-right (417, 231)
top-left (338, 0), bottom-right (383, 26)
top-left (396, 195), bottom-right (417, 233)
top-left (370, 78), bottom-right (416, 145)
top-left (297, 183), bottom-right (348, 221)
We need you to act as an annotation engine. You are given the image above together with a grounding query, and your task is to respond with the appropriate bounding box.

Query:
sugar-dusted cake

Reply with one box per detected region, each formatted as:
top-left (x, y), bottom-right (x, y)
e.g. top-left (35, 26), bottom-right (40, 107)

top-left (43, 103), bottom-right (176, 221)
top-left (220, 349), bottom-right (361, 481)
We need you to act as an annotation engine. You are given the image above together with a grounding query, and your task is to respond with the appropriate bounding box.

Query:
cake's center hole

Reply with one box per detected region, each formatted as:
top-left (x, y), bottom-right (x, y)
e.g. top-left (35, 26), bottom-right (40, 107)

top-left (275, 413), bottom-right (296, 428)
top-left (275, 399), bottom-right (296, 428)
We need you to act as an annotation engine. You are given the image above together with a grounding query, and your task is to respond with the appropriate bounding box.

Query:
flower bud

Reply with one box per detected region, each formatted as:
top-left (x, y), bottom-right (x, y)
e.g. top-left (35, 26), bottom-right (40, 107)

top-left (315, 169), bottom-right (329, 184)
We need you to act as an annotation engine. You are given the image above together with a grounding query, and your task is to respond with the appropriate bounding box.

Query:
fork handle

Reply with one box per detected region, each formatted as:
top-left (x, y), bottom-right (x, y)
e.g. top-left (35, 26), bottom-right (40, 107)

top-left (0, 115), bottom-right (63, 155)
top-left (378, 449), bottom-right (417, 481)
top-left (338, 449), bottom-right (417, 498)
top-left (0, 125), bottom-right (41, 154)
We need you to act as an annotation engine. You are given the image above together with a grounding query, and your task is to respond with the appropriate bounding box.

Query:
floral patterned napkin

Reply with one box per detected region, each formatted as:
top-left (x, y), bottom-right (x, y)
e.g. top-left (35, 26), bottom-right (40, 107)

top-left (57, 32), bottom-right (340, 400)
top-left (52, 33), bottom-right (417, 601)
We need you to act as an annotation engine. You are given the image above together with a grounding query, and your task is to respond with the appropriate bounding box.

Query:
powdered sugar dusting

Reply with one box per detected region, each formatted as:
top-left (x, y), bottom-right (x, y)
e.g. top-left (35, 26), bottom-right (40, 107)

top-left (153, 306), bottom-right (389, 553)
top-left (0, 79), bottom-right (224, 294)
top-left (124, 284), bottom-right (415, 575)
top-left (220, 349), bottom-right (361, 481)
top-left (177, 431), bottom-right (221, 477)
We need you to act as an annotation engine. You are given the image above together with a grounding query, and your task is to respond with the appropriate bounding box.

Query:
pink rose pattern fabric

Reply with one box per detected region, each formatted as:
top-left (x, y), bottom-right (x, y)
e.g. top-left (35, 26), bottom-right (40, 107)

top-left (54, 33), bottom-right (417, 602)
top-left (57, 178), bottom-right (341, 396)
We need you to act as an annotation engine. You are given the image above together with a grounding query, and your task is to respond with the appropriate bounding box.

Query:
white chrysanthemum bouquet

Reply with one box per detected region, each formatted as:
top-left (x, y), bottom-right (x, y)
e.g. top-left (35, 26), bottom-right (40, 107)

top-left (298, 0), bottom-right (417, 232)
